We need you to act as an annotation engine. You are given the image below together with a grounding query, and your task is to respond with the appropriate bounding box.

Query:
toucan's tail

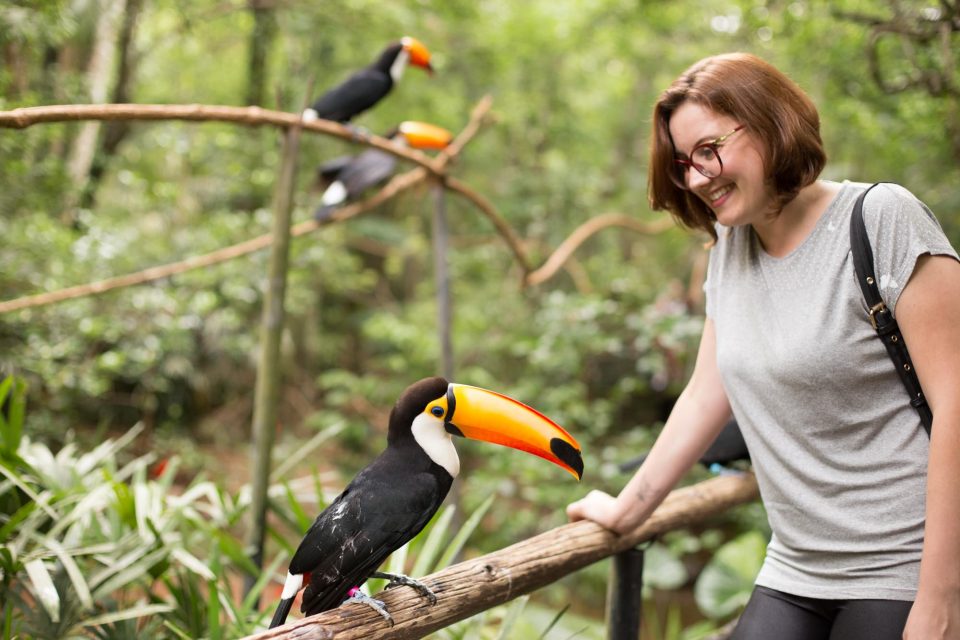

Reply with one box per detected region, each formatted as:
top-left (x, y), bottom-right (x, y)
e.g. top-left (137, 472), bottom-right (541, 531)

top-left (269, 571), bottom-right (304, 629)
top-left (269, 598), bottom-right (294, 629)
top-left (314, 204), bottom-right (336, 222)
top-left (315, 181), bottom-right (347, 222)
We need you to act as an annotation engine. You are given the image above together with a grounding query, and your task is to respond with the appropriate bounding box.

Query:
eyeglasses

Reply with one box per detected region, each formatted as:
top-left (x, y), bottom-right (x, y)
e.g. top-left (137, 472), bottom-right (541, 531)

top-left (671, 125), bottom-right (745, 189)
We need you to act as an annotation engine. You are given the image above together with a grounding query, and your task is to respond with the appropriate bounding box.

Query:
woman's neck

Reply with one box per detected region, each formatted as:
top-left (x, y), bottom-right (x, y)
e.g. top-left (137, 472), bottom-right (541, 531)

top-left (752, 180), bottom-right (841, 258)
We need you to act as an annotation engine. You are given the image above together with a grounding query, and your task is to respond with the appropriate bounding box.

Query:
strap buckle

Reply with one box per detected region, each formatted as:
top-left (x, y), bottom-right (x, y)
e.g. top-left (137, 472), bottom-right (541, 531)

top-left (868, 301), bottom-right (887, 330)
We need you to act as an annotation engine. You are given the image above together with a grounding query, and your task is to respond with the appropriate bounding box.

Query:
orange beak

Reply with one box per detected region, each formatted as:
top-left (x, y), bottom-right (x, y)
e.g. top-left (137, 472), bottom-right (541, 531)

top-left (397, 121), bottom-right (453, 150)
top-left (401, 36), bottom-right (434, 75)
top-left (429, 383), bottom-right (584, 480)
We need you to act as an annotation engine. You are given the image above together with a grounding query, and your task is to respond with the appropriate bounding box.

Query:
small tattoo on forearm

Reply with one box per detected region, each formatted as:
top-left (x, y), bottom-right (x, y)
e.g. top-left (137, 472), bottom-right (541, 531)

top-left (634, 480), bottom-right (652, 503)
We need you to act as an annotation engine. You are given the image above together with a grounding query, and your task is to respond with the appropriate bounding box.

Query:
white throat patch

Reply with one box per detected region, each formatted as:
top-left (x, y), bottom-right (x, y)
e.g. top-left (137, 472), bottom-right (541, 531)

top-left (390, 50), bottom-right (409, 83)
top-left (411, 413), bottom-right (460, 477)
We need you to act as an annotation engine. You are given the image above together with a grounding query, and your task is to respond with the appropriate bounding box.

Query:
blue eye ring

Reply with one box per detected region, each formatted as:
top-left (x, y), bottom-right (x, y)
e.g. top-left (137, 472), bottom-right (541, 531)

top-left (430, 406), bottom-right (444, 418)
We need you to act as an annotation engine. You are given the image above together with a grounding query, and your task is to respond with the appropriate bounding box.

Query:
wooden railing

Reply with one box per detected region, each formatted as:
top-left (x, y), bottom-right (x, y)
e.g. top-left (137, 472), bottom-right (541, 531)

top-left (241, 472), bottom-right (759, 640)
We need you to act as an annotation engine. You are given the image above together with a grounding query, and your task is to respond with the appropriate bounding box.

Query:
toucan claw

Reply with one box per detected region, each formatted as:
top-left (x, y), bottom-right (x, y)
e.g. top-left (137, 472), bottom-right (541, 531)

top-left (373, 570), bottom-right (438, 605)
top-left (345, 123), bottom-right (372, 143)
top-left (344, 589), bottom-right (394, 626)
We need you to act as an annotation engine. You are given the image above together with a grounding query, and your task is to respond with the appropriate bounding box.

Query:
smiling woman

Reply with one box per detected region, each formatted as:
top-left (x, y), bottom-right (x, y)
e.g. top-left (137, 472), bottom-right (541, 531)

top-left (647, 53), bottom-right (826, 242)
top-left (566, 52), bottom-right (960, 640)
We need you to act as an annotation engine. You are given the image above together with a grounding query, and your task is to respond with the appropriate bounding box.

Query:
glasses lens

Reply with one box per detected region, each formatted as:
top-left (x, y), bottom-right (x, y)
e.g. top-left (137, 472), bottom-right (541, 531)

top-left (692, 145), bottom-right (721, 178)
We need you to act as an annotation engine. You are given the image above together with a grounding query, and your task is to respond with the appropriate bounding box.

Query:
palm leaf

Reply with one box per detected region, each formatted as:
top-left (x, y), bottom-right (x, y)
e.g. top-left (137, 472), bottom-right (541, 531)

top-left (434, 493), bottom-right (495, 571)
top-left (24, 559), bottom-right (60, 623)
top-left (35, 536), bottom-right (93, 610)
top-left (410, 505), bottom-right (456, 577)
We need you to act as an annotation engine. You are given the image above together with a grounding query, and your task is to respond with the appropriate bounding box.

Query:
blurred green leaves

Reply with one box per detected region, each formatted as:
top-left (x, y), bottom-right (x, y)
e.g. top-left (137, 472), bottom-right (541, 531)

top-left (3, 0), bottom-right (959, 634)
top-left (694, 530), bottom-right (767, 619)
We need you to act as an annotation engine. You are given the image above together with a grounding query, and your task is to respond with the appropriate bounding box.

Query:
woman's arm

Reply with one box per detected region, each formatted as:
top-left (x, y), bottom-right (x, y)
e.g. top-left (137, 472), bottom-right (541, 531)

top-left (895, 254), bottom-right (960, 639)
top-left (567, 318), bottom-right (733, 534)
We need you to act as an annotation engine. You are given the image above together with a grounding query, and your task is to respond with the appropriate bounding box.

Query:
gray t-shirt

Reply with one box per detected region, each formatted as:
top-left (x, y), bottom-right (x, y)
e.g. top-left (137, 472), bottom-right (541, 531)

top-left (705, 180), bottom-right (959, 600)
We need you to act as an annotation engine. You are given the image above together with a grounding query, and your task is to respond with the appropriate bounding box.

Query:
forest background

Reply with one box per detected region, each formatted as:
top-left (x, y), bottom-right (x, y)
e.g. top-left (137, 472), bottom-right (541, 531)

top-left (3, 0), bottom-right (960, 638)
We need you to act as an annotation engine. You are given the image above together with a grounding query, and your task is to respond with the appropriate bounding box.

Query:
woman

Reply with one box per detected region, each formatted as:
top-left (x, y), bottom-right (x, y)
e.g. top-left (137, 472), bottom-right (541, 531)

top-left (566, 53), bottom-right (960, 639)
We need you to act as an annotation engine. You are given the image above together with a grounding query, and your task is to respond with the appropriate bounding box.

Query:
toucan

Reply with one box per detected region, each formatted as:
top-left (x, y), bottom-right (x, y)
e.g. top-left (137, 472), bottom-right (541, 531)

top-left (303, 37), bottom-right (434, 124)
top-left (313, 120), bottom-right (452, 222)
top-left (268, 377), bottom-right (583, 628)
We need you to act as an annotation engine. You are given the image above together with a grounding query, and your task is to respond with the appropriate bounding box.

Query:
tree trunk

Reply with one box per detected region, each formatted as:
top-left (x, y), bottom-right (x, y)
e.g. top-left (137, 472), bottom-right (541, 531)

top-left (245, 0), bottom-right (278, 107)
top-left (82, 0), bottom-right (144, 209)
top-left (64, 0), bottom-right (128, 225)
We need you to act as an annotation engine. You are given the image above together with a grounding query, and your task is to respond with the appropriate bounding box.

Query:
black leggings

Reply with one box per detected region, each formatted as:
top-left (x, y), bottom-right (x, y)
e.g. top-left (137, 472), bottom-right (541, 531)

top-left (730, 585), bottom-right (913, 640)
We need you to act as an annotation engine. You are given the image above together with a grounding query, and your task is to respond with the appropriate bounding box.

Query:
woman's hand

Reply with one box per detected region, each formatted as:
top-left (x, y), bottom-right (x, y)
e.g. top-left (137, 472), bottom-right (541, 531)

top-left (902, 586), bottom-right (960, 639)
top-left (566, 490), bottom-right (624, 533)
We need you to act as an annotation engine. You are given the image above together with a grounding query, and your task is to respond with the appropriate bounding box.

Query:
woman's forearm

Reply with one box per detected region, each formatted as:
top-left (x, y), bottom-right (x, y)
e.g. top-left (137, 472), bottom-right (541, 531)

top-left (610, 381), bottom-right (731, 533)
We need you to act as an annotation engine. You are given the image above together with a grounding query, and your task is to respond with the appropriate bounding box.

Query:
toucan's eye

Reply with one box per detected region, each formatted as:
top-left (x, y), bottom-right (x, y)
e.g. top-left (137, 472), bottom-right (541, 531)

top-left (430, 406), bottom-right (444, 418)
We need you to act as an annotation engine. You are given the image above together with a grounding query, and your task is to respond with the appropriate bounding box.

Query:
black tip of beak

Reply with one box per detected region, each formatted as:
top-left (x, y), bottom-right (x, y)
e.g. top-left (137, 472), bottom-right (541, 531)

top-left (551, 438), bottom-right (584, 480)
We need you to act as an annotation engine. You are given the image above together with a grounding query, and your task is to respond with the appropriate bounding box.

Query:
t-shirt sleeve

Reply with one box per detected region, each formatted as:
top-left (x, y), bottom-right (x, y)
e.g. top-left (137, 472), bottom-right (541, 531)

top-left (862, 183), bottom-right (959, 314)
top-left (703, 224), bottom-right (726, 320)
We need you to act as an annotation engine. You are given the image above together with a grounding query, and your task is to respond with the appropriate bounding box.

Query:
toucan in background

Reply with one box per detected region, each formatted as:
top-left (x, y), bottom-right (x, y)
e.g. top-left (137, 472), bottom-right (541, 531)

top-left (302, 37), bottom-right (433, 124)
top-left (313, 120), bottom-right (452, 222)
top-left (618, 418), bottom-right (750, 474)
top-left (268, 376), bottom-right (583, 628)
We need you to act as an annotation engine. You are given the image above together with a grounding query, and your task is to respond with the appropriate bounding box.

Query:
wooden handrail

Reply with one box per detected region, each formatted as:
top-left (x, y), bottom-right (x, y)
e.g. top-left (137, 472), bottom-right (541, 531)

top-left (242, 472), bottom-right (759, 640)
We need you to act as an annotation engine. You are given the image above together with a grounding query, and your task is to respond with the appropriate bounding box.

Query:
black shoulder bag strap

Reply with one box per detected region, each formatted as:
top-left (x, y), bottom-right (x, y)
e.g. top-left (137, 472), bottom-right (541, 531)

top-left (849, 183), bottom-right (933, 436)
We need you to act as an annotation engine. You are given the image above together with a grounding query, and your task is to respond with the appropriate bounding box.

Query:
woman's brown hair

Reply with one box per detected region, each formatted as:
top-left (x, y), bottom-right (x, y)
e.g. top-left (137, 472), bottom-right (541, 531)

top-left (648, 53), bottom-right (826, 240)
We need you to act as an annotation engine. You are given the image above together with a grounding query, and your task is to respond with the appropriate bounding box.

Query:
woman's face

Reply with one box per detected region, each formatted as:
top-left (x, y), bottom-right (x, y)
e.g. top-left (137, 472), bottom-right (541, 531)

top-left (668, 101), bottom-right (775, 228)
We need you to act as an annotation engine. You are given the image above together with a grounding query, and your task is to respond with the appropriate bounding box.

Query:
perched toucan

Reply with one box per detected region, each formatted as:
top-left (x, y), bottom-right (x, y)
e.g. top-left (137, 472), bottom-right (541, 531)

top-left (268, 377), bottom-right (583, 628)
top-left (313, 120), bottom-right (452, 222)
top-left (303, 37), bottom-right (434, 124)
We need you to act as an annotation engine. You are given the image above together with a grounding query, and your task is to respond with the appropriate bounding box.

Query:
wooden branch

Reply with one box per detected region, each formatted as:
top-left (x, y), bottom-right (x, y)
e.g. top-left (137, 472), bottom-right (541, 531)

top-left (0, 103), bottom-right (444, 174)
top-left (434, 95), bottom-right (493, 172)
top-left (242, 472), bottom-right (759, 640)
top-left (0, 98), bottom-right (495, 315)
top-left (836, 4), bottom-right (960, 97)
top-left (525, 214), bottom-right (675, 287)
top-left (0, 94), bottom-right (682, 312)
top-left (0, 171), bottom-right (425, 315)
top-left (444, 177), bottom-right (533, 275)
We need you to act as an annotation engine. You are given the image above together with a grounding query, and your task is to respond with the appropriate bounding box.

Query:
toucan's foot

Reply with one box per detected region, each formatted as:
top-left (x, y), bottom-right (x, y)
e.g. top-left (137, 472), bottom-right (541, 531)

top-left (345, 587), bottom-right (393, 626)
top-left (344, 123), bottom-right (371, 142)
top-left (372, 571), bottom-right (438, 605)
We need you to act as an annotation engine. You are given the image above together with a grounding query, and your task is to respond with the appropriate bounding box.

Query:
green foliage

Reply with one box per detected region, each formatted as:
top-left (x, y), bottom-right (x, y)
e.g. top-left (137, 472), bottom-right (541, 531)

top-left (5, 0), bottom-right (960, 635)
top-left (0, 397), bottom-right (273, 637)
top-left (694, 530), bottom-right (768, 619)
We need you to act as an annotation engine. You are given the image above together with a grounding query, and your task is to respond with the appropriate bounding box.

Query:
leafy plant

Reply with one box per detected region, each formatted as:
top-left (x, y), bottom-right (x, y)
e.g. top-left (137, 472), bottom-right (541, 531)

top-left (694, 530), bottom-right (767, 620)
top-left (0, 381), bottom-right (275, 638)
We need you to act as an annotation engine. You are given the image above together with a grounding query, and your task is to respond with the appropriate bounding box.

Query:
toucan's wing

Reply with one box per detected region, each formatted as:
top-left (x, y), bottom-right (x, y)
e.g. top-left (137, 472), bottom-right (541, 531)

top-left (309, 70), bottom-right (391, 122)
top-left (297, 466), bottom-right (446, 615)
top-left (336, 150), bottom-right (397, 198)
top-left (316, 155), bottom-right (355, 183)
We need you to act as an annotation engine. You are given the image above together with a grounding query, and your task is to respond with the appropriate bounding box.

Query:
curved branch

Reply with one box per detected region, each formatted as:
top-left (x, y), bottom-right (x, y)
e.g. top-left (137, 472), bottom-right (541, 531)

top-left (0, 99), bottom-right (495, 315)
top-left (444, 177), bottom-right (533, 275)
top-left (435, 95), bottom-right (493, 172)
top-left (0, 103), bottom-right (445, 174)
top-left (0, 95), bottom-right (671, 313)
top-left (525, 213), bottom-right (675, 287)
top-left (0, 168), bottom-right (433, 315)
